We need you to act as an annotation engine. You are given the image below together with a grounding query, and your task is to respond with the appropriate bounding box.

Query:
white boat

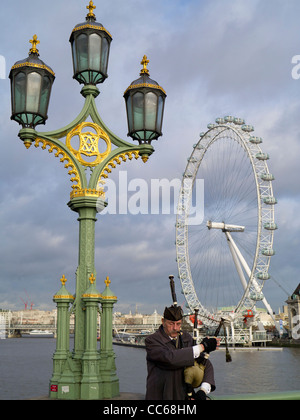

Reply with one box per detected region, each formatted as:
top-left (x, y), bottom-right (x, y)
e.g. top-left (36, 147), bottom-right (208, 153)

top-left (29, 330), bottom-right (53, 336)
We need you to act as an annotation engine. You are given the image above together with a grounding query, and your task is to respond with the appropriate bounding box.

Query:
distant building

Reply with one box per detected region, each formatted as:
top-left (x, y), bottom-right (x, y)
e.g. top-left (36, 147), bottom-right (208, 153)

top-left (0, 310), bottom-right (12, 338)
top-left (113, 310), bottom-right (162, 327)
top-left (11, 309), bottom-right (57, 325)
top-left (10, 309), bottom-right (75, 330)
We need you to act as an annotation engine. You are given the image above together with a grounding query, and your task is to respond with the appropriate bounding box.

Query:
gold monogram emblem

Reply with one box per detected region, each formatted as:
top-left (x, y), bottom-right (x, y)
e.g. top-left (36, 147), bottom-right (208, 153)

top-left (66, 122), bottom-right (111, 166)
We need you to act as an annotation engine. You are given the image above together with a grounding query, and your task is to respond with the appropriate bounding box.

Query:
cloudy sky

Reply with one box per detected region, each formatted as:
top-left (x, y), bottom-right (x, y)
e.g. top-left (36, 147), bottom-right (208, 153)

top-left (0, 0), bottom-right (299, 317)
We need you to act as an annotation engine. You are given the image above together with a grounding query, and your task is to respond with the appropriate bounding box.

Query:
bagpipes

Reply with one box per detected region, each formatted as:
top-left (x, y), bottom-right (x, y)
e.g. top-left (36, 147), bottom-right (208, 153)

top-left (168, 275), bottom-right (232, 398)
top-left (169, 274), bottom-right (178, 307)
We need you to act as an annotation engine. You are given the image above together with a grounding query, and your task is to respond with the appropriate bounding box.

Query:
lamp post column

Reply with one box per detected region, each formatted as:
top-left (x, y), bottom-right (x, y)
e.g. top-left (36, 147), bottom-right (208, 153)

top-left (67, 196), bottom-right (106, 361)
top-left (81, 273), bottom-right (102, 400)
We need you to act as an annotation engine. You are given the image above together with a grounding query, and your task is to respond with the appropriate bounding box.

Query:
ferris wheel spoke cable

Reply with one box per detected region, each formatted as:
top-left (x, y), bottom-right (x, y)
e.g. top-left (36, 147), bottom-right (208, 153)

top-left (190, 226), bottom-right (242, 310)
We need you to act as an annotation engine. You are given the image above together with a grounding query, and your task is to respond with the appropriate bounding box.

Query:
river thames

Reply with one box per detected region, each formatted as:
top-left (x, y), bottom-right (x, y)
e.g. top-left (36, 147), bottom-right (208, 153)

top-left (0, 337), bottom-right (300, 400)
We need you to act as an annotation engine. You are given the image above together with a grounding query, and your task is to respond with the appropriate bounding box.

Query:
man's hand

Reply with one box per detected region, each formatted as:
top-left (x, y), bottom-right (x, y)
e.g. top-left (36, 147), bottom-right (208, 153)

top-left (200, 337), bottom-right (218, 353)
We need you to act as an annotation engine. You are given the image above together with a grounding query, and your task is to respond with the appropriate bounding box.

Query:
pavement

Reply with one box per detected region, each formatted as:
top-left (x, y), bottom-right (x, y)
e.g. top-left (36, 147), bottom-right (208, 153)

top-left (29, 392), bottom-right (145, 400)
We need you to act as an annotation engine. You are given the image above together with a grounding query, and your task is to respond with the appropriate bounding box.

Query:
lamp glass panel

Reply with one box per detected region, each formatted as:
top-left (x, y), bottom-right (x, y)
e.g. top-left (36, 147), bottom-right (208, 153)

top-left (132, 92), bottom-right (144, 131)
top-left (145, 92), bottom-right (157, 131)
top-left (89, 33), bottom-right (101, 71)
top-left (26, 72), bottom-right (42, 113)
top-left (72, 40), bottom-right (78, 73)
top-left (156, 95), bottom-right (164, 132)
top-left (126, 95), bottom-right (133, 132)
top-left (40, 75), bottom-right (51, 116)
top-left (100, 37), bottom-right (109, 74)
top-left (13, 71), bottom-right (26, 112)
top-left (77, 33), bottom-right (88, 72)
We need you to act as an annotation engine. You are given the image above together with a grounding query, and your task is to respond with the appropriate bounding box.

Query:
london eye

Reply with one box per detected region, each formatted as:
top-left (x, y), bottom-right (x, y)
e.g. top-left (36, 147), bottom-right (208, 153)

top-left (176, 117), bottom-right (277, 327)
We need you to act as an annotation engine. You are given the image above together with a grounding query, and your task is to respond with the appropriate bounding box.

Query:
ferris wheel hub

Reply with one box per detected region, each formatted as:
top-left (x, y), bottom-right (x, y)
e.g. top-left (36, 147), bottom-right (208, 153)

top-left (206, 221), bottom-right (245, 232)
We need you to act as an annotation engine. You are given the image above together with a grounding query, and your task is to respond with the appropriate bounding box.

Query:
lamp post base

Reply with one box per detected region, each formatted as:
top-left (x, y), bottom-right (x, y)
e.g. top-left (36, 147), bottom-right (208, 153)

top-left (99, 351), bottom-right (120, 399)
top-left (50, 352), bottom-right (119, 400)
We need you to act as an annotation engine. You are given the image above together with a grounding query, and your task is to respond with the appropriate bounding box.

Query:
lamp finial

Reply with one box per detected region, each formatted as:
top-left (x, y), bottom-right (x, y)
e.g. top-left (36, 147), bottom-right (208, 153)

top-left (86, 1), bottom-right (96, 18)
top-left (60, 275), bottom-right (67, 286)
top-left (140, 55), bottom-right (150, 76)
top-left (29, 35), bottom-right (40, 55)
top-left (89, 273), bottom-right (96, 284)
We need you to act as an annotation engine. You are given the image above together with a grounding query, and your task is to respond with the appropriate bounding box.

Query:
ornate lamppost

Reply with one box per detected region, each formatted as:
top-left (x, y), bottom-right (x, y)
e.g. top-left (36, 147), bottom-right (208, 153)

top-left (9, 1), bottom-right (166, 400)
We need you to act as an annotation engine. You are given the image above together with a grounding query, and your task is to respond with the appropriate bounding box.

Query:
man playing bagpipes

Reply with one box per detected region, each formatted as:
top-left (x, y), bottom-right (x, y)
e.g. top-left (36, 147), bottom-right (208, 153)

top-left (145, 276), bottom-right (220, 400)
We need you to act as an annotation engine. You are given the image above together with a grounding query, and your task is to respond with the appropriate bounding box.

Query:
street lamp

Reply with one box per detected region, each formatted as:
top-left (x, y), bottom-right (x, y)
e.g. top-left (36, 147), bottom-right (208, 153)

top-left (9, 35), bottom-right (55, 138)
top-left (9, 1), bottom-right (166, 401)
top-left (124, 55), bottom-right (167, 144)
top-left (69, 1), bottom-right (112, 85)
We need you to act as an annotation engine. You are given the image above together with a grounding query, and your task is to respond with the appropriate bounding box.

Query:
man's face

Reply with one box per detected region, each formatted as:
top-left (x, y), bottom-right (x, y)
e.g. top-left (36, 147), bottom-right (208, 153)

top-left (162, 318), bottom-right (182, 338)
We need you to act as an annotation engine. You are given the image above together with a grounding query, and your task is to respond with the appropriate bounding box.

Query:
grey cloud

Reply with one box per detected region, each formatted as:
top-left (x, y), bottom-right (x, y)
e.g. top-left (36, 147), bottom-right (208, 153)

top-left (1, 0), bottom-right (299, 313)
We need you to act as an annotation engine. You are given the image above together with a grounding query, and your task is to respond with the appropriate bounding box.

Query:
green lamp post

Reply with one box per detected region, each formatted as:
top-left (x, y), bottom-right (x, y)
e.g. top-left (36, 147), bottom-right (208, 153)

top-left (9, 1), bottom-right (166, 400)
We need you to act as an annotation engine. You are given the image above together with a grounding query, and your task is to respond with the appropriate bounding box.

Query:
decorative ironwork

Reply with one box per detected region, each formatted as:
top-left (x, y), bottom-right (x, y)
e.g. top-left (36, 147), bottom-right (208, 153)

top-left (34, 138), bottom-right (82, 190)
top-left (99, 150), bottom-right (140, 181)
top-left (66, 122), bottom-right (111, 167)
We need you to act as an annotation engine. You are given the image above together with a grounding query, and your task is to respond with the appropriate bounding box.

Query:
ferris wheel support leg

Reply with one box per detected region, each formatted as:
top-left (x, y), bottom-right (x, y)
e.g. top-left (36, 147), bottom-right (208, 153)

top-left (225, 231), bottom-right (248, 291)
top-left (226, 232), bottom-right (280, 333)
top-left (225, 232), bottom-right (252, 278)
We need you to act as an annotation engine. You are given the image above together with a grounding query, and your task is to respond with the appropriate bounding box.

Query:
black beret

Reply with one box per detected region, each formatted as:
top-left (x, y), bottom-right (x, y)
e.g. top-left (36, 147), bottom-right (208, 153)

top-left (163, 305), bottom-right (183, 321)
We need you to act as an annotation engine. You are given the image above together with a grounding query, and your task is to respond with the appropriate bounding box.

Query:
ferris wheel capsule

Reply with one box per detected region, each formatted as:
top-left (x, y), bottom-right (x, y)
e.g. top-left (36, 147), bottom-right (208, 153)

top-left (262, 248), bottom-right (276, 256)
top-left (261, 173), bottom-right (275, 181)
top-left (207, 123), bottom-right (218, 129)
top-left (193, 143), bottom-right (204, 150)
top-left (215, 117), bottom-right (226, 124)
top-left (263, 197), bottom-right (277, 205)
top-left (249, 136), bottom-right (263, 144)
top-left (264, 222), bottom-right (278, 230)
top-left (249, 291), bottom-right (264, 302)
top-left (256, 152), bottom-right (270, 161)
top-left (224, 116), bottom-right (235, 123)
top-left (242, 309), bottom-right (254, 318)
top-left (256, 272), bottom-right (271, 280)
top-left (241, 124), bottom-right (254, 132)
top-left (234, 118), bottom-right (245, 125)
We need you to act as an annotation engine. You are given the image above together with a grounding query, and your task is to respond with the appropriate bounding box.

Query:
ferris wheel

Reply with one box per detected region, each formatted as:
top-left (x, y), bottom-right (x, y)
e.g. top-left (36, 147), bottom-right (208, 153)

top-left (176, 116), bottom-right (277, 326)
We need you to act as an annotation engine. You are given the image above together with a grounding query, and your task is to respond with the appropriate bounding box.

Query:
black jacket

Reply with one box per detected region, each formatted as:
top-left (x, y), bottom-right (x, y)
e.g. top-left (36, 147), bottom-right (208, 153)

top-left (145, 325), bottom-right (215, 400)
